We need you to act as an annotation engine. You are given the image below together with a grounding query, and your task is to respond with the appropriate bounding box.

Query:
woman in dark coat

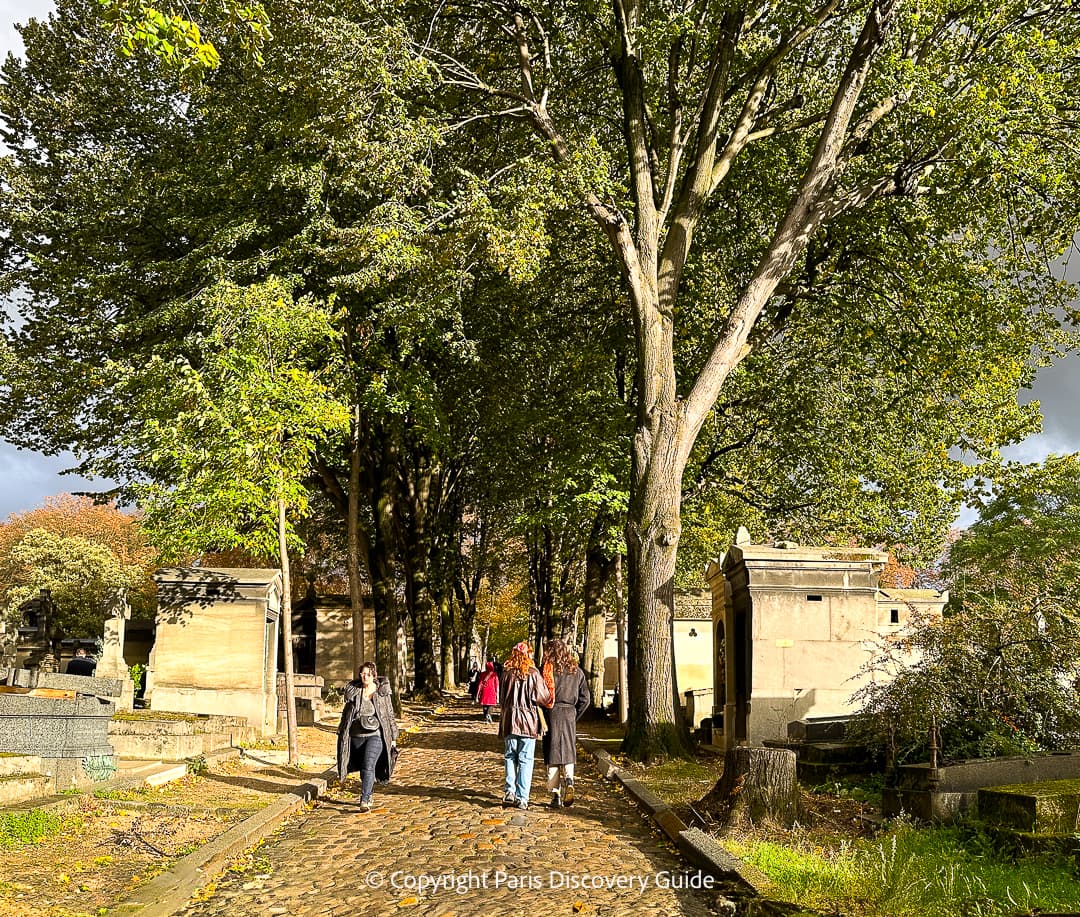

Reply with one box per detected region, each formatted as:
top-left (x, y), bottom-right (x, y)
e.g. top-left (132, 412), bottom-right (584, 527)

top-left (540, 638), bottom-right (591, 808)
top-left (336, 661), bottom-right (399, 812)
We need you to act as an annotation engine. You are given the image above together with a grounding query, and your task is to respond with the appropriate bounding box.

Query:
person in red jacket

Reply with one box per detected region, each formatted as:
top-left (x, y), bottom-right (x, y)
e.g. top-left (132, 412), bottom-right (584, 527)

top-left (475, 660), bottom-right (500, 722)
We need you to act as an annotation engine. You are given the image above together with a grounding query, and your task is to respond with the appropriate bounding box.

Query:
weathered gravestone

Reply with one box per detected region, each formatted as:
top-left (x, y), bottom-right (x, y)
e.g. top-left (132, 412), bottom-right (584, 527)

top-left (0, 667), bottom-right (121, 791)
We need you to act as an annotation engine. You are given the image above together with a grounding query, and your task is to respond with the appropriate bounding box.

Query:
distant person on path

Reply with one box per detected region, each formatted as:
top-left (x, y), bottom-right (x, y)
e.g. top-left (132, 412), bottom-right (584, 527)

top-left (498, 641), bottom-right (552, 810)
top-left (466, 664), bottom-right (481, 700)
top-left (475, 660), bottom-right (500, 722)
top-left (540, 638), bottom-right (591, 808)
top-left (337, 661), bottom-right (399, 813)
top-left (65, 647), bottom-right (96, 676)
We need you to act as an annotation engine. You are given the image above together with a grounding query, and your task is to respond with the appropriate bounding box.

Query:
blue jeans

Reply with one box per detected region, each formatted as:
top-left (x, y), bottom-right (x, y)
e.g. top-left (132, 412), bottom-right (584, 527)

top-left (504, 735), bottom-right (536, 803)
top-left (350, 731), bottom-right (384, 801)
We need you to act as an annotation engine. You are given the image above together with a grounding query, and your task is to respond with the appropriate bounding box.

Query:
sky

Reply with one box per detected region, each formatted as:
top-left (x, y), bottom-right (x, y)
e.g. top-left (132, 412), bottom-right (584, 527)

top-left (0, 0), bottom-right (1078, 523)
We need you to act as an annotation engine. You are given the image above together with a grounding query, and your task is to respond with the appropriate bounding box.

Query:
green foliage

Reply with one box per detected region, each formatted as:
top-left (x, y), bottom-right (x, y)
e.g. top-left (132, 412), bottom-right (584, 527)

top-left (185, 754), bottom-right (208, 776)
top-left (106, 278), bottom-right (348, 560)
top-left (0, 528), bottom-right (146, 637)
top-left (128, 663), bottom-right (146, 695)
top-left (97, 0), bottom-right (271, 76)
top-left (728, 822), bottom-right (1080, 917)
top-left (853, 458), bottom-right (1080, 763)
top-left (0, 809), bottom-right (62, 848)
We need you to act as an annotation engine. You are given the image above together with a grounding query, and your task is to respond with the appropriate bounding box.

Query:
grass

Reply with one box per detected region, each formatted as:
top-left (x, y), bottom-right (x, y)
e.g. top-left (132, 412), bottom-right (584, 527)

top-left (726, 820), bottom-right (1080, 917)
top-left (0, 808), bottom-right (63, 847)
top-left (617, 754), bottom-right (724, 808)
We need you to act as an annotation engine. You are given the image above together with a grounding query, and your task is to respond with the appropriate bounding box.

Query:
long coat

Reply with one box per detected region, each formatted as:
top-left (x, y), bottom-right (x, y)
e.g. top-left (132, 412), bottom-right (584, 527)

top-left (336, 677), bottom-right (399, 784)
top-left (542, 667), bottom-right (591, 767)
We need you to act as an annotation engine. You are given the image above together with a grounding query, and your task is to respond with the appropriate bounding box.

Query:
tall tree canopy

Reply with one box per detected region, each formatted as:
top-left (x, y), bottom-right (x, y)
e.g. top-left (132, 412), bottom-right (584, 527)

top-left (2, 0), bottom-right (1080, 760)
top-left (417, 0), bottom-right (1080, 757)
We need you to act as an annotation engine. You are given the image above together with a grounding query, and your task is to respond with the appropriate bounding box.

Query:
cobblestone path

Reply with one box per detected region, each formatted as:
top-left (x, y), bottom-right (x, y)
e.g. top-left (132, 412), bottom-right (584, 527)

top-left (178, 700), bottom-right (722, 916)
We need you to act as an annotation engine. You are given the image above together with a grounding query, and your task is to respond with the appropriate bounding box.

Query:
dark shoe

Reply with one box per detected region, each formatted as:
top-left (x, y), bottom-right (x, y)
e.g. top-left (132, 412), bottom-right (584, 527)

top-left (501, 794), bottom-right (517, 807)
top-left (549, 792), bottom-right (562, 809)
top-left (562, 779), bottom-right (574, 807)
top-left (516, 800), bottom-right (529, 810)
top-left (359, 798), bottom-right (372, 813)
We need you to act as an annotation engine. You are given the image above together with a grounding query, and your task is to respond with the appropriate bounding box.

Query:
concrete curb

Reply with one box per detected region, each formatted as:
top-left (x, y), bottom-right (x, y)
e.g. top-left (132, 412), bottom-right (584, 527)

top-left (581, 739), bottom-right (769, 895)
top-left (113, 770), bottom-right (331, 917)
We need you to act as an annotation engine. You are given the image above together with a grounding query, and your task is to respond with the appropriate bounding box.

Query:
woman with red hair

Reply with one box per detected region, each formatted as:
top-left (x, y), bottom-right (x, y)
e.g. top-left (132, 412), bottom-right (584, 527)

top-left (497, 641), bottom-right (552, 809)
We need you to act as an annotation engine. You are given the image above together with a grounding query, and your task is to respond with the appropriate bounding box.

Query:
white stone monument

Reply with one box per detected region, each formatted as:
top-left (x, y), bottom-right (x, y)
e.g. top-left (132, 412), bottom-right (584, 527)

top-left (95, 588), bottom-right (136, 711)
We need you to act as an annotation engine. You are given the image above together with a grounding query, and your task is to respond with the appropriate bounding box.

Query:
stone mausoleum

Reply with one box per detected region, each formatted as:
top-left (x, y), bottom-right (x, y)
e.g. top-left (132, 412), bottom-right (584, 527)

top-left (151, 568), bottom-right (283, 735)
top-left (706, 534), bottom-right (947, 748)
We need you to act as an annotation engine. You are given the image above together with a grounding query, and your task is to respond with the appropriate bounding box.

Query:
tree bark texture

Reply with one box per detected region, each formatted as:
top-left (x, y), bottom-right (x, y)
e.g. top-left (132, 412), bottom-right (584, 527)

top-left (701, 747), bottom-right (800, 829)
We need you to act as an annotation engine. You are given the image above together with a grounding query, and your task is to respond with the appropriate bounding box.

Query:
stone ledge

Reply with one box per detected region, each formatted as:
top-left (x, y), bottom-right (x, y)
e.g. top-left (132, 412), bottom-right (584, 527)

top-left (113, 770), bottom-right (331, 917)
top-left (580, 739), bottom-right (766, 896)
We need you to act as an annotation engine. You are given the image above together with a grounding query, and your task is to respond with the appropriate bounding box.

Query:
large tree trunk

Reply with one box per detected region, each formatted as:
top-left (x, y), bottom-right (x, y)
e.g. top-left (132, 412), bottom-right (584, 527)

top-left (700, 747), bottom-right (800, 829)
top-left (622, 397), bottom-right (694, 760)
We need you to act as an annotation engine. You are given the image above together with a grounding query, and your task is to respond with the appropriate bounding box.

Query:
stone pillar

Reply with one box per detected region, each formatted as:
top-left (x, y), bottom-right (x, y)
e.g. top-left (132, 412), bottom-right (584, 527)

top-left (96, 589), bottom-right (135, 711)
top-left (0, 622), bottom-right (15, 669)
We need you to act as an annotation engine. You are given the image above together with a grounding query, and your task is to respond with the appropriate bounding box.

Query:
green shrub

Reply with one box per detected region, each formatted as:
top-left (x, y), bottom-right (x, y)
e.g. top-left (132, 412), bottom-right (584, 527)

top-left (0, 809), bottom-right (62, 848)
top-left (128, 663), bottom-right (146, 695)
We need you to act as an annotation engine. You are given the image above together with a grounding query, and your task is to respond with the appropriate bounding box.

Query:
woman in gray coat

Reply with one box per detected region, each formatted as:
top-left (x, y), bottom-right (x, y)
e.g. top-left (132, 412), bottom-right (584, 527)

top-left (540, 638), bottom-right (591, 808)
top-left (336, 662), bottom-right (399, 812)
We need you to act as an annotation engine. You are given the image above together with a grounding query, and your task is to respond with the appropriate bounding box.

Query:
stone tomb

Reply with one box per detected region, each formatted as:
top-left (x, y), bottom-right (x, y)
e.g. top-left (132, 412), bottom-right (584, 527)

top-left (706, 535), bottom-right (947, 748)
top-left (0, 667), bottom-right (120, 791)
top-left (979, 780), bottom-right (1080, 836)
top-left (886, 751), bottom-right (1080, 823)
top-left (151, 567), bottom-right (282, 736)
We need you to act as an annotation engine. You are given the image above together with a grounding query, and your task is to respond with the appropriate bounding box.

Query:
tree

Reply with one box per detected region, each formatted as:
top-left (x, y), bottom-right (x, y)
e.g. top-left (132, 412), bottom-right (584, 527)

top-left (421, 0), bottom-right (1080, 758)
top-left (852, 457), bottom-right (1080, 763)
top-left (104, 278), bottom-right (348, 765)
top-left (0, 494), bottom-right (157, 620)
top-left (0, 528), bottom-right (146, 644)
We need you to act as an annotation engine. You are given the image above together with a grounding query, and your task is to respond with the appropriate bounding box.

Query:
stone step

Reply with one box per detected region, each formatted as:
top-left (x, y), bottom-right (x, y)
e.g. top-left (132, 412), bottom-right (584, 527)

top-left (979, 780), bottom-right (1080, 836)
top-left (144, 763), bottom-right (189, 787)
top-left (0, 755), bottom-right (42, 777)
top-left (0, 773), bottom-right (51, 806)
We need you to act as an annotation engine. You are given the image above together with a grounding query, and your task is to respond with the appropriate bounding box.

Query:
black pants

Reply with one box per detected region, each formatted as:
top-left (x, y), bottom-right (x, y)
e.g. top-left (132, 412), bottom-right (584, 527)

top-left (349, 731), bottom-right (384, 800)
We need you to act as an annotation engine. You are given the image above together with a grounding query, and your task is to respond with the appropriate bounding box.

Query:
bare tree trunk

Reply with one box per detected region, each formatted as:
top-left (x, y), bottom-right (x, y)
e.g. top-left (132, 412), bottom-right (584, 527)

top-left (277, 496), bottom-right (298, 767)
top-left (438, 590), bottom-right (456, 691)
top-left (348, 409), bottom-right (365, 670)
top-left (371, 446), bottom-right (404, 714)
top-left (701, 747), bottom-right (800, 829)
